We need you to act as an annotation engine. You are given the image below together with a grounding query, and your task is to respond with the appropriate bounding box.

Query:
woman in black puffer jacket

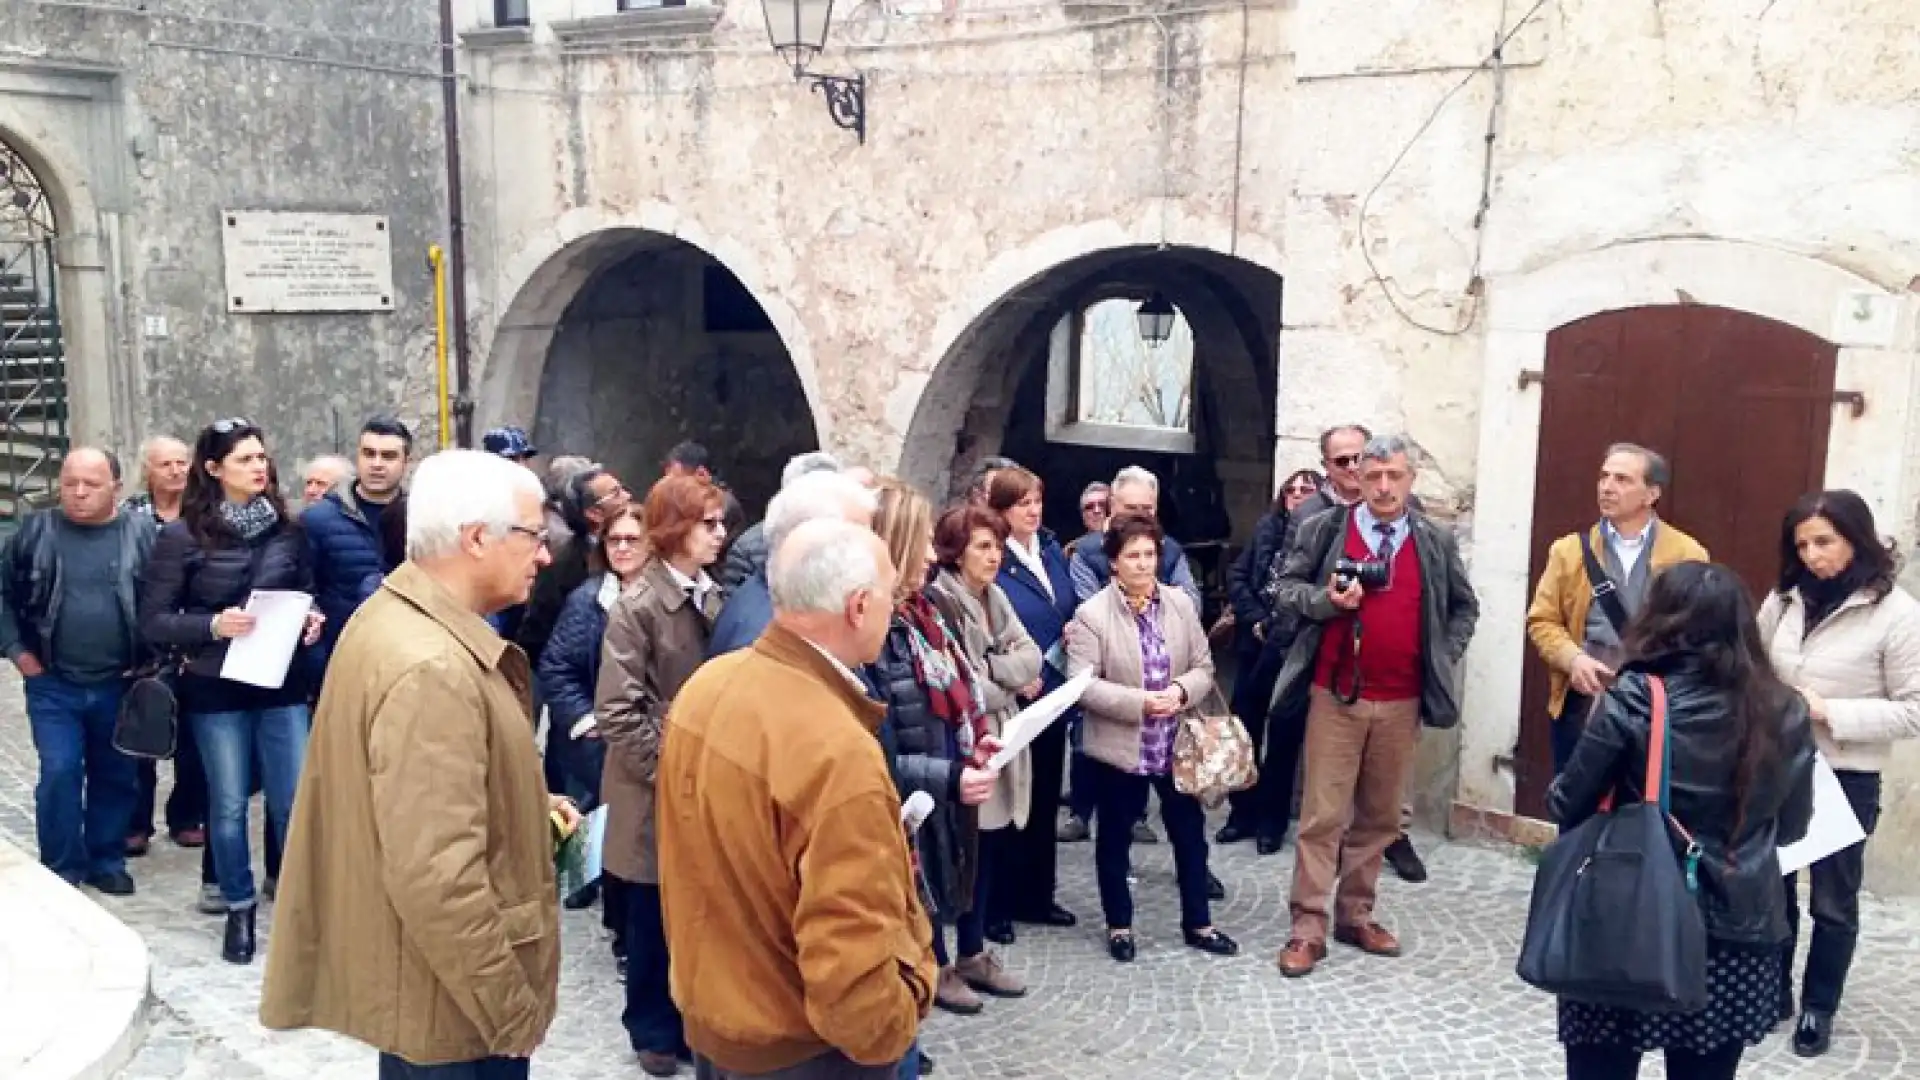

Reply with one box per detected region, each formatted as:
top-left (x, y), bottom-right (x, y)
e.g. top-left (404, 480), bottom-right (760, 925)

top-left (140, 419), bottom-right (322, 965)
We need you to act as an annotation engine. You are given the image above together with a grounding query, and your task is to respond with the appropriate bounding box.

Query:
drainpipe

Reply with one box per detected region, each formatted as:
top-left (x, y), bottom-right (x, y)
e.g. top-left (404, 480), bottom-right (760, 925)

top-left (437, 0), bottom-right (475, 446)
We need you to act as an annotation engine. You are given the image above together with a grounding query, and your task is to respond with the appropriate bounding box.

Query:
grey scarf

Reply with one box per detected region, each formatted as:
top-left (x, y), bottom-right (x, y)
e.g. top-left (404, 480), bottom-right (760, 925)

top-left (219, 496), bottom-right (280, 542)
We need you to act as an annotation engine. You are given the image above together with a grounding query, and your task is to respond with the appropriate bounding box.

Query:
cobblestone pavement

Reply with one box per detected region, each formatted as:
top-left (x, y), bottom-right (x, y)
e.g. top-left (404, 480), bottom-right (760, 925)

top-left (3, 672), bottom-right (1918, 1079)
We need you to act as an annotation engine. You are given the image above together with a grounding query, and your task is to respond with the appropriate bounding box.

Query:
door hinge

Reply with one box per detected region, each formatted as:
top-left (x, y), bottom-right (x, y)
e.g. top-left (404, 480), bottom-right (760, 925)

top-left (1833, 390), bottom-right (1865, 419)
top-left (1517, 370), bottom-right (1545, 391)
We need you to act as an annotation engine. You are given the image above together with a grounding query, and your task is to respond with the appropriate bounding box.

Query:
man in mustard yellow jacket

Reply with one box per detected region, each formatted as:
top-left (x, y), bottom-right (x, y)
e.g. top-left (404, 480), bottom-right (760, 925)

top-left (1526, 443), bottom-right (1708, 774)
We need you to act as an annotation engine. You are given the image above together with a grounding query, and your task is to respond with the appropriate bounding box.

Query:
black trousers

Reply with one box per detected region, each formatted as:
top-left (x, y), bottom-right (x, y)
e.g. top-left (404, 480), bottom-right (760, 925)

top-left (623, 881), bottom-right (686, 1056)
top-left (133, 719), bottom-right (208, 838)
top-left (377, 1055), bottom-right (528, 1080)
top-left (1564, 1042), bottom-right (1743, 1080)
top-left (695, 1051), bottom-right (898, 1079)
top-left (1090, 762), bottom-right (1211, 931)
top-left (989, 715), bottom-right (1068, 921)
top-left (1782, 768), bottom-right (1881, 1015)
top-left (1229, 680), bottom-right (1308, 842)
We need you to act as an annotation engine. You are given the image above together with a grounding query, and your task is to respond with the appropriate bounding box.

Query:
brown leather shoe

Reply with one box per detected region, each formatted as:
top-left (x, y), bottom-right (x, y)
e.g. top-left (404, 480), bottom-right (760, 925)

top-left (1277, 937), bottom-right (1326, 978)
top-left (1334, 921), bottom-right (1403, 957)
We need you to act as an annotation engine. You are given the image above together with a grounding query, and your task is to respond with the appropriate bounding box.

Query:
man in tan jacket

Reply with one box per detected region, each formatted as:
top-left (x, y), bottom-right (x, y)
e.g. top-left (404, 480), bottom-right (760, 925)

top-left (1525, 443), bottom-right (1708, 776)
top-left (658, 518), bottom-right (936, 1079)
top-left (262, 449), bottom-right (576, 1080)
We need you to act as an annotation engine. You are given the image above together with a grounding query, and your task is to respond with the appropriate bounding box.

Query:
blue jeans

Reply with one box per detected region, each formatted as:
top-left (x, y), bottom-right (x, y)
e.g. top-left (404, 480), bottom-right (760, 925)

top-left (896, 1041), bottom-right (921, 1080)
top-left (24, 674), bottom-right (138, 882)
top-left (191, 705), bottom-right (309, 909)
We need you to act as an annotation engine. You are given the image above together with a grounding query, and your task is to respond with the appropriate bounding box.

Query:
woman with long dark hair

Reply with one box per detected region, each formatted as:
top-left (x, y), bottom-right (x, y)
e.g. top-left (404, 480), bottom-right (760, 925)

top-left (139, 418), bottom-right (322, 964)
top-left (1549, 561), bottom-right (1815, 1079)
top-left (1758, 491), bottom-right (1920, 1058)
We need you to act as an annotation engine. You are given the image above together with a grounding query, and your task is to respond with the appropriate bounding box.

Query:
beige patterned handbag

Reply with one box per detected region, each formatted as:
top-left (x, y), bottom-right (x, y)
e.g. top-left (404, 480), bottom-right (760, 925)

top-left (1172, 687), bottom-right (1258, 809)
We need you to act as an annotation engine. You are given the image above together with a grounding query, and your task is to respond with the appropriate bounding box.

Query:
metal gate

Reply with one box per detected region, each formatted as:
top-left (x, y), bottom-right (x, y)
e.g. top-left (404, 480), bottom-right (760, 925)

top-left (0, 140), bottom-right (68, 524)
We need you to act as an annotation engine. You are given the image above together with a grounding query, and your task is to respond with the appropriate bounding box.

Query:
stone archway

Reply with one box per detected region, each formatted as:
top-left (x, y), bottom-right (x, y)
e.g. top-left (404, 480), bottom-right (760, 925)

top-left (478, 222), bottom-right (824, 518)
top-left (1459, 239), bottom-right (1918, 830)
top-left (900, 241), bottom-right (1284, 610)
top-left (0, 132), bottom-right (70, 516)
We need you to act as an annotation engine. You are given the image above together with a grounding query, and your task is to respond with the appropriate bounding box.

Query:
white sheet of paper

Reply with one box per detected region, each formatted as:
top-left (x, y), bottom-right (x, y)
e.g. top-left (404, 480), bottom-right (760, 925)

top-left (1778, 755), bottom-right (1867, 876)
top-left (582, 804), bottom-right (609, 884)
top-left (217, 590), bottom-right (313, 690)
top-left (987, 670), bottom-right (1093, 771)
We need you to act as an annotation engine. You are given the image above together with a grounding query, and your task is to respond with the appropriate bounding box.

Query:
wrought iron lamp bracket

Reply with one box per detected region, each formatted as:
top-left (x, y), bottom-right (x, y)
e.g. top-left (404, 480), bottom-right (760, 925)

top-left (800, 71), bottom-right (866, 144)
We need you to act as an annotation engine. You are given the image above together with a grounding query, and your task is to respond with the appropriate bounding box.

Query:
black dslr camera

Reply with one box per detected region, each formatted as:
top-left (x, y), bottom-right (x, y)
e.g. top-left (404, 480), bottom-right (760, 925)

top-left (1331, 557), bottom-right (1390, 592)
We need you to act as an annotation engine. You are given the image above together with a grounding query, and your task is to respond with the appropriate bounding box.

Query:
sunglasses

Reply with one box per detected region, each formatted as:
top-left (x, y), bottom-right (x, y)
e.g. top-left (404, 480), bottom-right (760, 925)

top-left (1082, 501), bottom-right (1111, 513)
top-left (212, 417), bottom-right (254, 435)
top-left (1328, 454), bottom-right (1362, 469)
top-left (1285, 482), bottom-right (1319, 495)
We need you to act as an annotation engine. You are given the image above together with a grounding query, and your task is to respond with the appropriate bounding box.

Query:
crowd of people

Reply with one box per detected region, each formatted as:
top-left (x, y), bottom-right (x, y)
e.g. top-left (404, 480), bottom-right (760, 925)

top-left (3, 413), bottom-right (1916, 1080)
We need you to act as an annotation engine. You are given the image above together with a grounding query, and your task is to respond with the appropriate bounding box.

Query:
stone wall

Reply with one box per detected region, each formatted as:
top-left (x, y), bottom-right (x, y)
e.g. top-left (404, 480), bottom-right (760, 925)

top-left (0, 0), bottom-right (449, 465)
top-left (463, 0), bottom-right (1920, 886)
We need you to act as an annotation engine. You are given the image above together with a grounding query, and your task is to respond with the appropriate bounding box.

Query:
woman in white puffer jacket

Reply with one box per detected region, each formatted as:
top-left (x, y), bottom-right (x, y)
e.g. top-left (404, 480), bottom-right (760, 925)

top-left (1757, 489), bottom-right (1920, 1060)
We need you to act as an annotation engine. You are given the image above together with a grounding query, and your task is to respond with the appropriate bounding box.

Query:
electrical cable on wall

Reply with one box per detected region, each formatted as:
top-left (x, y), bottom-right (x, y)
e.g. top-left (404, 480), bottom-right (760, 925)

top-left (1354, 0), bottom-right (1552, 338)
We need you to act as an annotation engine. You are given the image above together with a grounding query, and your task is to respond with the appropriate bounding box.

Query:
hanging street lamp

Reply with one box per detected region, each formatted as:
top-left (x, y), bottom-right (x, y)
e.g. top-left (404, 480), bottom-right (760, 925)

top-left (1136, 292), bottom-right (1176, 347)
top-left (760, 0), bottom-right (867, 144)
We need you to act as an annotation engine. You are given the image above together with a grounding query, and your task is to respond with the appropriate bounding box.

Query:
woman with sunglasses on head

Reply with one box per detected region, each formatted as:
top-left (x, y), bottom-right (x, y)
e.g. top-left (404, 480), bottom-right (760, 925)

top-left (1219, 468), bottom-right (1325, 853)
top-left (1758, 491), bottom-right (1920, 1058)
top-left (537, 502), bottom-right (649, 974)
top-left (593, 475), bottom-right (727, 1077)
top-left (138, 418), bottom-right (324, 964)
top-left (1550, 561), bottom-right (1815, 1080)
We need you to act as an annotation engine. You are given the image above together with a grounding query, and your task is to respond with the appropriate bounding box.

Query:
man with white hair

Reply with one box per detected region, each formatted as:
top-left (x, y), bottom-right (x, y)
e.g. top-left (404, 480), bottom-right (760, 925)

top-left (300, 455), bottom-right (353, 507)
top-left (658, 517), bottom-right (935, 1079)
top-left (1068, 465), bottom-right (1202, 610)
top-left (263, 450), bottom-right (576, 1077)
top-left (718, 450), bottom-right (845, 589)
top-left (709, 468), bottom-right (876, 656)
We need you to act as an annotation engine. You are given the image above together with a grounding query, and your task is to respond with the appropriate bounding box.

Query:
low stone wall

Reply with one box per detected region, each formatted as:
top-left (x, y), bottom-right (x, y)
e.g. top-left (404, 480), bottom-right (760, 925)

top-left (0, 837), bottom-right (151, 1079)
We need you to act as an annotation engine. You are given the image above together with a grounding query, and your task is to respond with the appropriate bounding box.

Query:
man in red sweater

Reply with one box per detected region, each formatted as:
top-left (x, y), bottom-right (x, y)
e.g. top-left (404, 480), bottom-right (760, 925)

top-left (1264, 435), bottom-right (1479, 978)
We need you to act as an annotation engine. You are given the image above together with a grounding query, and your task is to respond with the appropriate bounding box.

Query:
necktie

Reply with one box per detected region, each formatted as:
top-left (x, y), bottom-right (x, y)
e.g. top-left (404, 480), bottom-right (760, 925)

top-left (1374, 522), bottom-right (1397, 560)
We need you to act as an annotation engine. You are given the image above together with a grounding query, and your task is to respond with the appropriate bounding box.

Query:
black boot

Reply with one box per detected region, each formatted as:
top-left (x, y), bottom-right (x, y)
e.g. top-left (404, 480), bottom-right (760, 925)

top-left (1792, 1011), bottom-right (1832, 1058)
top-left (223, 907), bottom-right (256, 965)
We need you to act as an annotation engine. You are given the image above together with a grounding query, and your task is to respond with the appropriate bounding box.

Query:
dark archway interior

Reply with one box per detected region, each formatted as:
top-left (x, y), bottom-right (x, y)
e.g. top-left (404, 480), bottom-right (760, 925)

top-left (533, 238), bottom-right (818, 519)
top-left (911, 246), bottom-right (1282, 615)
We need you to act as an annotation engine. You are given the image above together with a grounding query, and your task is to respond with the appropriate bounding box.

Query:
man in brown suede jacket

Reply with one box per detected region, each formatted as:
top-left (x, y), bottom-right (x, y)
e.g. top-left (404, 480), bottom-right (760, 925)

top-left (658, 519), bottom-right (934, 1079)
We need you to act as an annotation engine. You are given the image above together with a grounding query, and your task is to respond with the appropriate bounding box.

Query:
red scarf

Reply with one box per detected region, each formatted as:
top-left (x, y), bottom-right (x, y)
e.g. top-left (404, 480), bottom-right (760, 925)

top-left (896, 592), bottom-right (986, 748)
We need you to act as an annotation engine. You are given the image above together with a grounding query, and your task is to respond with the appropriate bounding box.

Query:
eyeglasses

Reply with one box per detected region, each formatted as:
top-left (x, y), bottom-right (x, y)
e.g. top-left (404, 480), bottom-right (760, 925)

top-left (606, 535), bottom-right (646, 549)
top-left (211, 417), bottom-right (253, 435)
top-left (509, 525), bottom-right (550, 546)
top-left (1328, 454), bottom-right (1362, 469)
top-left (1082, 501), bottom-right (1111, 514)
top-left (592, 484), bottom-right (629, 508)
top-left (1285, 482), bottom-right (1319, 496)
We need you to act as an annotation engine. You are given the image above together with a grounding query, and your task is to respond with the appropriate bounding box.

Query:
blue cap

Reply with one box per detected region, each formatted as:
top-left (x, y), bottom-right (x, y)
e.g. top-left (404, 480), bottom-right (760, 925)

top-left (482, 426), bottom-right (537, 459)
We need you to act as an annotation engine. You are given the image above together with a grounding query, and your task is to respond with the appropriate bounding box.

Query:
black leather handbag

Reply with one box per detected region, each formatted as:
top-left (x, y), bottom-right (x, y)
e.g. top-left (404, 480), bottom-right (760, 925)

top-left (114, 661), bottom-right (181, 760)
top-left (1517, 676), bottom-right (1710, 1012)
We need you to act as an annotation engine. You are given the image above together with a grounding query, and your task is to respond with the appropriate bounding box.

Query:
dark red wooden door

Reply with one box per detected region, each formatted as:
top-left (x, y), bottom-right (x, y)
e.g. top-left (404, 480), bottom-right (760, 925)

top-left (1513, 305), bottom-right (1839, 819)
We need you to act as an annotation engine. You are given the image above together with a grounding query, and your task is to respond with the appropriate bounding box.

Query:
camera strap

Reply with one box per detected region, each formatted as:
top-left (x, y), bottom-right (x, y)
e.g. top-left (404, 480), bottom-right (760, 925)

top-left (1577, 525), bottom-right (1631, 635)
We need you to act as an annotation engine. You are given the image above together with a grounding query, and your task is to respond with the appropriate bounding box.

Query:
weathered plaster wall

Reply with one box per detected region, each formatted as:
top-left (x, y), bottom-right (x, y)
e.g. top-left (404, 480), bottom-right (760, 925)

top-left (0, 1), bottom-right (449, 464)
top-left (463, 0), bottom-right (1920, 885)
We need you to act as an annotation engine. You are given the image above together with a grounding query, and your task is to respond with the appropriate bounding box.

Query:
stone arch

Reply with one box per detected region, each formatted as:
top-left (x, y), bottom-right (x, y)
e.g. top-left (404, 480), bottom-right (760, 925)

top-left (476, 209), bottom-right (826, 515)
top-left (1459, 238), bottom-right (1917, 819)
top-left (477, 206), bottom-right (828, 448)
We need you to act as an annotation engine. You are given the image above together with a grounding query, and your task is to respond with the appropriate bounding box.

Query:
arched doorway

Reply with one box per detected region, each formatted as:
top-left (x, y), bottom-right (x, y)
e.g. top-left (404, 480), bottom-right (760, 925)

top-left (901, 245), bottom-right (1283, 617)
top-left (0, 136), bottom-right (68, 521)
top-left (486, 230), bottom-right (821, 519)
top-left (1511, 303), bottom-right (1840, 816)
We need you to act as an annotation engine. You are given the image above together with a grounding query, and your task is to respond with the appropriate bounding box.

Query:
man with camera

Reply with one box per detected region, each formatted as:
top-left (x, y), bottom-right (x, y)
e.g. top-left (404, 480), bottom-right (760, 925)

top-left (1267, 435), bottom-right (1479, 979)
top-left (1524, 443), bottom-right (1707, 775)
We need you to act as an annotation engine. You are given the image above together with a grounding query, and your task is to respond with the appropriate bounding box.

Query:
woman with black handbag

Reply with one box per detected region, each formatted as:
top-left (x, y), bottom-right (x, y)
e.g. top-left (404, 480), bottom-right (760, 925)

top-left (139, 419), bottom-right (323, 965)
top-left (1547, 562), bottom-right (1815, 1079)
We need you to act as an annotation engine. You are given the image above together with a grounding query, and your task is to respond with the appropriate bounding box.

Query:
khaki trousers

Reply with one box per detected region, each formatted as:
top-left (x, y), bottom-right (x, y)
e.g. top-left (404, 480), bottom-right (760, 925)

top-left (1287, 688), bottom-right (1421, 943)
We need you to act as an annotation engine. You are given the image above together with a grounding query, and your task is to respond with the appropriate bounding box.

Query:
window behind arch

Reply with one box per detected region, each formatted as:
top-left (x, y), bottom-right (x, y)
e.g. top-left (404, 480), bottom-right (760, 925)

top-left (1045, 295), bottom-right (1196, 453)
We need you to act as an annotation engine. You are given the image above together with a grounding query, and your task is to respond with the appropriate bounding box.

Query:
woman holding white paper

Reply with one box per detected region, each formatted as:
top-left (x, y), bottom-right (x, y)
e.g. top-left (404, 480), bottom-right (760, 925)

top-left (1759, 490), bottom-right (1920, 1059)
top-left (926, 502), bottom-right (1043, 948)
top-left (139, 418), bottom-right (322, 965)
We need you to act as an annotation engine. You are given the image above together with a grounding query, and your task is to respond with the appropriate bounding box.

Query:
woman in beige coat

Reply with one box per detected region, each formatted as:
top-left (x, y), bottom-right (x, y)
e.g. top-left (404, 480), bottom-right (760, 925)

top-left (1065, 512), bottom-right (1239, 964)
top-left (1758, 490), bottom-right (1920, 1059)
top-left (926, 504), bottom-right (1044, 948)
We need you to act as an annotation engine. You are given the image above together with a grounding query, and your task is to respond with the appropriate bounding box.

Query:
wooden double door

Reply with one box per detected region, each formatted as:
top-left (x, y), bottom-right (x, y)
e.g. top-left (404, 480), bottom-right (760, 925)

top-left (1513, 304), bottom-right (1842, 819)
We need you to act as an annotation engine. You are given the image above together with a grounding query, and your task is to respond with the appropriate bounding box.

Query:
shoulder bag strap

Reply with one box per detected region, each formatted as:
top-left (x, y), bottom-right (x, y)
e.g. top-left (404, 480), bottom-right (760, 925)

top-left (1644, 675), bottom-right (1703, 891)
top-left (1577, 525), bottom-right (1631, 635)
